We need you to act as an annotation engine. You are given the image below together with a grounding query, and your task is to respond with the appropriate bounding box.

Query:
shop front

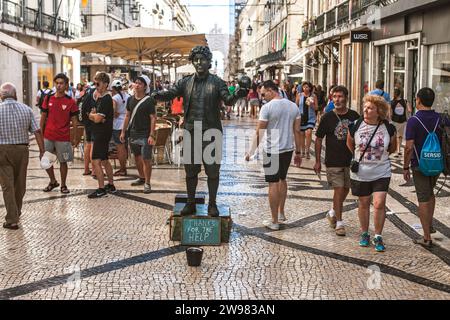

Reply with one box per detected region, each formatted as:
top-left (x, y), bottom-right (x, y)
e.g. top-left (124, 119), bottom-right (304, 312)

top-left (370, 33), bottom-right (420, 111)
top-left (427, 42), bottom-right (450, 112)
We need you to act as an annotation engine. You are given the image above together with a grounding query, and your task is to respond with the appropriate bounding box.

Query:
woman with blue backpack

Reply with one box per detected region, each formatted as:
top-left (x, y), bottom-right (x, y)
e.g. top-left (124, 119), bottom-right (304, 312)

top-left (403, 88), bottom-right (450, 248)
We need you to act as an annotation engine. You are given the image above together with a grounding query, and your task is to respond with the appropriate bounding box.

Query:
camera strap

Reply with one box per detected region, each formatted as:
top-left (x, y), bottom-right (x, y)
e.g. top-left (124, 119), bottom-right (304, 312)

top-left (356, 121), bottom-right (382, 163)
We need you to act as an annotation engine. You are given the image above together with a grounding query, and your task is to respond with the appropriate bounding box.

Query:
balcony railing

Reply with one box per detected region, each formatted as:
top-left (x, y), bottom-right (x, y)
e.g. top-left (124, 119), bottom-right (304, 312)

top-left (351, 0), bottom-right (399, 19)
top-left (1, 0), bottom-right (81, 38)
top-left (316, 14), bottom-right (324, 33)
top-left (301, 25), bottom-right (308, 41)
top-left (245, 60), bottom-right (255, 68)
top-left (337, 1), bottom-right (350, 26)
top-left (304, 0), bottom-right (398, 38)
top-left (1, 0), bottom-right (23, 25)
top-left (325, 8), bottom-right (336, 31)
top-left (256, 48), bottom-right (286, 64)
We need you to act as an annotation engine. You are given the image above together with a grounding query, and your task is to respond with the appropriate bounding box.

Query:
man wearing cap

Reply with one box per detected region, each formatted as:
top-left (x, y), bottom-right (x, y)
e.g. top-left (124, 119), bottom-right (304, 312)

top-left (120, 75), bottom-right (157, 194)
top-left (152, 46), bottom-right (249, 217)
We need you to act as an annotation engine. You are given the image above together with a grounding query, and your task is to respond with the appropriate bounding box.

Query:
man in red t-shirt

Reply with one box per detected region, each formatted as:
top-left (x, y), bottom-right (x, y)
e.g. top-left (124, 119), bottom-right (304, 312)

top-left (39, 73), bottom-right (79, 194)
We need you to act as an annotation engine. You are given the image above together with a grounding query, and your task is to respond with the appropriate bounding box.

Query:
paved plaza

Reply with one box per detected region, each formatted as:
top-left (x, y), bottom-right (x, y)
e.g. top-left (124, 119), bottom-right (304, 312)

top-left (0, 118), bottom-right (449, 300)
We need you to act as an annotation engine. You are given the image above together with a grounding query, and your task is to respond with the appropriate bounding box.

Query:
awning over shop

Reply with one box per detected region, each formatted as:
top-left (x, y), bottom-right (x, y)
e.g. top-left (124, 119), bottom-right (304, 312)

top-left (0, 31), bottom-right (48, 64)
top-left (284, 47), bottom-right (311, 66)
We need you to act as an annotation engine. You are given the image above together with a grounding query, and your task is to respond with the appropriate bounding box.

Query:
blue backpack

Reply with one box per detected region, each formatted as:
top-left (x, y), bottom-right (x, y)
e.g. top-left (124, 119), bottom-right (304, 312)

top-left (414, 116), bottom-right (444, 177)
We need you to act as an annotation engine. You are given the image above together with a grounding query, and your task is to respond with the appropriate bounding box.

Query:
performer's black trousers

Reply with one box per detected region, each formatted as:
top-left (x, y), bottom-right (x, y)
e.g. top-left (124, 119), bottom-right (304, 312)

top-left (183, 129), bottom-right (221, 204)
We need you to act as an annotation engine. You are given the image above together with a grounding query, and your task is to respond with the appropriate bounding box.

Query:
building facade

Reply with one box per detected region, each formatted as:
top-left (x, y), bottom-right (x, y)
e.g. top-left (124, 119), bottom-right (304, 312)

top-left (231, 0), bottom-right (306, 82)
top-left (80, 0), bottom-right (196, 83)
top-left (302, 0), bottom-right (450, 112)
top-left (0, 0), bottom-right (82, 105)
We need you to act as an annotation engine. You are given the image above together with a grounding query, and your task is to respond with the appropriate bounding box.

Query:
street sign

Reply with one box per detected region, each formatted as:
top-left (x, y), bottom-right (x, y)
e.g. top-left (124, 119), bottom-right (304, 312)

top-left (351, 31), bottom-right (371, 43)
top-left (181, 217), bottom-right (221, 246)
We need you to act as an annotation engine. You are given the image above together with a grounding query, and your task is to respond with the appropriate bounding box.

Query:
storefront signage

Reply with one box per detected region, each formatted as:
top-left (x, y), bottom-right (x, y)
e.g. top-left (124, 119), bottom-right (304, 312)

top-left (351, 31), bottom-right (371, 43)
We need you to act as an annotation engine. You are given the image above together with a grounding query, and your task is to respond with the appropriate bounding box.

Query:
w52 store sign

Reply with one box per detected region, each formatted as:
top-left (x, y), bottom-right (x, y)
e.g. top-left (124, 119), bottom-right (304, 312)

top-left (351, 31), bottom-right (371, 43)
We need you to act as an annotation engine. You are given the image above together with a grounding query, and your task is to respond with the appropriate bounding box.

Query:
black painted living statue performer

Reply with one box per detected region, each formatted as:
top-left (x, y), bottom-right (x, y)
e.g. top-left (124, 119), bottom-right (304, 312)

top-left (152, 46), bottom-right (249, 217)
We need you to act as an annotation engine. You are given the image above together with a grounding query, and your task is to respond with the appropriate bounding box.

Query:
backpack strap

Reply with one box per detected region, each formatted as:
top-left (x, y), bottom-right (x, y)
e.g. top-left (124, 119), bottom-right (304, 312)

top-left (413, 115), bottom-right (430, 133)
top-left (349, 117), bottom-right (363, 138)
top-left (382, 120), bottom-right (396, 137)
top-left (432, 118), bottom-right (440, 133)
top-left (413, 115), bottom-right (441, 133)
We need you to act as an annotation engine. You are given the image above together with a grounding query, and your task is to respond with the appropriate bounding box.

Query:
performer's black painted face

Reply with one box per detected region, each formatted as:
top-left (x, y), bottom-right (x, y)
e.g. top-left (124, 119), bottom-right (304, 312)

top-left (192, 54), bottom-right (210, 75)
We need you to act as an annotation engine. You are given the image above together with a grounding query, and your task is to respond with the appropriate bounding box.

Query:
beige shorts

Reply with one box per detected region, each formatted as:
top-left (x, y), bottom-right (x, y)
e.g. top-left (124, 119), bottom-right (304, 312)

top-left (326, 167), bottom-right (351, 188)
top-left (393, 122), bottom-right (406, 138)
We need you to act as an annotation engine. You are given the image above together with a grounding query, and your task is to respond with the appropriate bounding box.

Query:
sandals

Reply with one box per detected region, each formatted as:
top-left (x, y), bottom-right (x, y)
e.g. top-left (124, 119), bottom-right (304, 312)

top-left (60, 186), bottom-right (70, 194)
top-left (113, 170), bottom-right (127, 176)
top-left (413, 238), bottom-right (433, 248)
top-left (82, 170), bottom-right (92, 176)
top-left (43, 181), bottom-right (60, 192)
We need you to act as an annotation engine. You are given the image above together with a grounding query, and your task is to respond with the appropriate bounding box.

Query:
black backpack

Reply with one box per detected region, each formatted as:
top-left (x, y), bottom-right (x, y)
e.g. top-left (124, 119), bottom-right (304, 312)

top-left (37, 89), bottom-right (52, 110)
top-left (79, 87), bottom-right (96, 124)
top-left (38, 91), bottom-right (55, 112)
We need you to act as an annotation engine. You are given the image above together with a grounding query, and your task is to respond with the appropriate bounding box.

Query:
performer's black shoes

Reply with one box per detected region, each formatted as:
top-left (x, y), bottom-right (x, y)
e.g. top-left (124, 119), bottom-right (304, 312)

top-left (181, 202), bottom-right (196, 216)
top-left (208, 202), bottom-right (220, 217)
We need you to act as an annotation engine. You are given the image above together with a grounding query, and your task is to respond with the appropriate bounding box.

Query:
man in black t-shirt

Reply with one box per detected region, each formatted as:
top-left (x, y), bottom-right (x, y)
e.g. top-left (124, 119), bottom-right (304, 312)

top-left (120, 75), bottom-right (156, 194)
top-left (314, 86), bottom-right (360, 237)
top-left (390, 88), bottom-right (410, 157)
top-left (88, 72), bottom-right (116, 198)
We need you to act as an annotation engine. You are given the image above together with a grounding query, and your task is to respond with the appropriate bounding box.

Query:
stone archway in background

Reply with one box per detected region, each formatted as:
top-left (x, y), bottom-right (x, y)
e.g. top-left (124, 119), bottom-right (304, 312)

top-left (206, 24), bottom-right (229, 78)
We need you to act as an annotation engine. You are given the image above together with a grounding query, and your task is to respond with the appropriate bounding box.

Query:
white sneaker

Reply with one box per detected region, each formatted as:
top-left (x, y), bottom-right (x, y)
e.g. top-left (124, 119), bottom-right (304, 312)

top-left (263, 220), bottom-right (280, 231)
top-left (131, 178), bottom-right (145, 186)
top-left (144, 183), bottom-right (151, 194)
top-left (278, 213), bottom-right (287, 222)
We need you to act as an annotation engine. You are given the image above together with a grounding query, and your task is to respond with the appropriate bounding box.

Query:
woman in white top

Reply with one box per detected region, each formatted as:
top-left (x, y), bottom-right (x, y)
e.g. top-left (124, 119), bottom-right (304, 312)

top-left (296, 81), bottom-right (318, 159)
top-left (111, 80), bottom-right (130, 176)
top-left (347, 95), bottom-right (397, 253)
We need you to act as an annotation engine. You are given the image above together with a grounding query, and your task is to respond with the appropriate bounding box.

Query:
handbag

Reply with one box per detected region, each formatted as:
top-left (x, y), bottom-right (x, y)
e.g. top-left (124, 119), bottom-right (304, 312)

top-left (351, 121), bottom-right (381, 173)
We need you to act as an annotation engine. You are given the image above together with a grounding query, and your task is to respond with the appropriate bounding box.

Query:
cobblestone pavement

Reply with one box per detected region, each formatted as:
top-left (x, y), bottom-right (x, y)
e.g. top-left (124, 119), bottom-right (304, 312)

top-left (0, 117), bottom-right (449, 300)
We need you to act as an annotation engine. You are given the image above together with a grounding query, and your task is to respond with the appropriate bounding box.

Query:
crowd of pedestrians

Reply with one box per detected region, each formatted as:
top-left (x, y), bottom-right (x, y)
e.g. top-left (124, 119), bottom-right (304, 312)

top-left (0, 69), bottom-right (448, 257)
top-left (245, 78), bottom-right (449, 252)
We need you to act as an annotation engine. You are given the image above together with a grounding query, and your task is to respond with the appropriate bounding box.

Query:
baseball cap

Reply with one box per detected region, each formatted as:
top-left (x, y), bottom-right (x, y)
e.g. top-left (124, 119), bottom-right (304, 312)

top-left (111, 79), bottom-right (122, 88)
top-left (136, 75), bottom-right (151, 94)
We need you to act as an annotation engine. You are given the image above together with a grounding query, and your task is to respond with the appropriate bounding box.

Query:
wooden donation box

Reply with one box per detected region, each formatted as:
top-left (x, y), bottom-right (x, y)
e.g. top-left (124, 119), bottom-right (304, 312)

top-left (170, 195), bottom-right (232, 244)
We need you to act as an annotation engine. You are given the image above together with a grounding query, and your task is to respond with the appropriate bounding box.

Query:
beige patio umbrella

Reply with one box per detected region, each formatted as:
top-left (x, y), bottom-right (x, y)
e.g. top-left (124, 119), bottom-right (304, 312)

top-left (62, 26), bottom-right (207, 85)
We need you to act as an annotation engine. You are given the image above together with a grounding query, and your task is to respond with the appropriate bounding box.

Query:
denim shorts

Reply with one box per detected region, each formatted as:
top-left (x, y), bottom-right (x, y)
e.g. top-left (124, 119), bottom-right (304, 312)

top-left (112, 130), bottom-right (123, 145)
top-left (129, 137), bottom-right (152, 160)
top-left (44, 139), bottom-right (73, 163)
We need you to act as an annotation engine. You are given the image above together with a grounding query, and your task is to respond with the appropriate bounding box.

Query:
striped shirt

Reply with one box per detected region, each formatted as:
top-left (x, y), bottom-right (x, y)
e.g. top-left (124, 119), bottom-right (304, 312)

top-left (0, 98), bottom-right (39, 144)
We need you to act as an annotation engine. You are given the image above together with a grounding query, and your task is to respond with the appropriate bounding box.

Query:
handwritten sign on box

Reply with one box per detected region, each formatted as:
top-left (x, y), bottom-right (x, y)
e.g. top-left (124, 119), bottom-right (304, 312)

top-left (181, 217), bottom-right (221, 246)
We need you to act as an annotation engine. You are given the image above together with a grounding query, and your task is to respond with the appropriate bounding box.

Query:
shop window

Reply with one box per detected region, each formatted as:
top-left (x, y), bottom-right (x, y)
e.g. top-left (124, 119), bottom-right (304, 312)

top-left (374, 46), bottom-right (386, 86)
top-left (389, 43), bottom-right (406, 96)
top-left (428, 43), bottom-right (450, 113)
